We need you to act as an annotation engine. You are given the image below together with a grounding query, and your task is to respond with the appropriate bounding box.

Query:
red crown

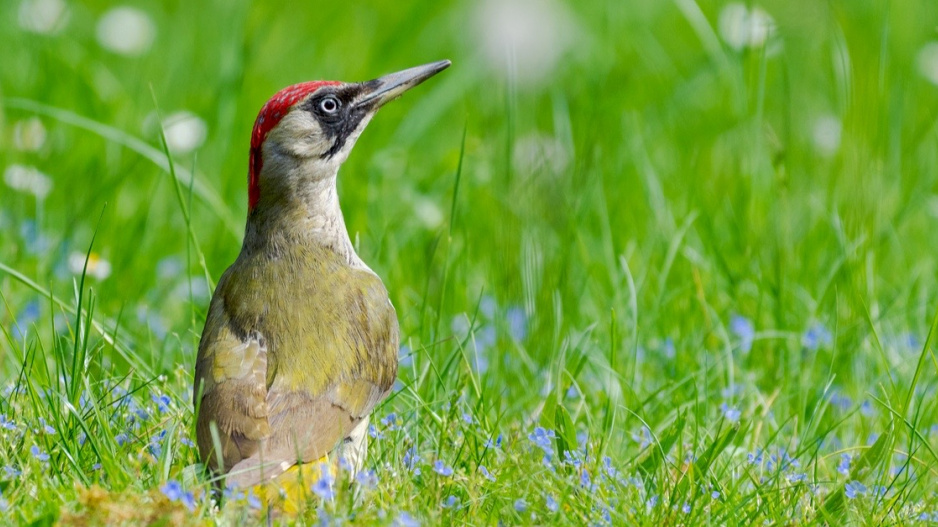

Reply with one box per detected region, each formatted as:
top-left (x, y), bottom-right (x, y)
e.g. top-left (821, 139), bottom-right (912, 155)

top-left (248, 80), bottom-right (341, 211)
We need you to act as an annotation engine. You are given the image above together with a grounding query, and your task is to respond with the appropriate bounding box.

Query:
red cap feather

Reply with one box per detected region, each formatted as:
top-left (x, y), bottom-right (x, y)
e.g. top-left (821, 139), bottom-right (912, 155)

top-left (248, 80), bottom-right (340, 211)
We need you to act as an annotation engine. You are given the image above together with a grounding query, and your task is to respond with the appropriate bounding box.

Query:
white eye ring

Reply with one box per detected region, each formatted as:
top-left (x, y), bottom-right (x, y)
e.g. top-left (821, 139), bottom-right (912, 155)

top-left (320, 97), bottom-right (340, 113)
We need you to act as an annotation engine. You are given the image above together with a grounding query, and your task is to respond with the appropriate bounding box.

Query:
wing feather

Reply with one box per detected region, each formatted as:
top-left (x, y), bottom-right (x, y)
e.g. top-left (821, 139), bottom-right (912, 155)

top-left (194, 250), bottom-right (399, 488)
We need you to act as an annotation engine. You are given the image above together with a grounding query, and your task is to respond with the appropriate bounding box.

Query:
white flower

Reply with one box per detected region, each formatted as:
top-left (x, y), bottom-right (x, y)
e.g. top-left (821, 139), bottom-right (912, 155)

top-left (916, 42), bottom-right (938, 86)
top-left (68, 251), bottom-right (112, 280)
top-left (513, 133), bottom-right (570, 175)
top-left (474, 0), bottom-right (577, 86)
top-left (413, 197), bottom-right (443, 229)
top-left (18, 0), bottom-right (69, 35)
top-left (812, 115), bottom-right (842, 157)
top-left (96, 6), bottom-right (155, 56)
top-left (13, 118), bottom-right (47, 152)
top-left (4, 164), bottom-right (52, 200)
top-left (143, 111), bottom-right (208, 154)
top-left (718, 3), bottom-right (776, 50)
top-left (162, 111), bottom-right (207, 154)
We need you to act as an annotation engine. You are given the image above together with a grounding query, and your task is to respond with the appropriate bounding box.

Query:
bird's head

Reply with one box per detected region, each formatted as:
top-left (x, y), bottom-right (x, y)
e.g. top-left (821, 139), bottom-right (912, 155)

top-left (246, 60), bottom-right (451, 214)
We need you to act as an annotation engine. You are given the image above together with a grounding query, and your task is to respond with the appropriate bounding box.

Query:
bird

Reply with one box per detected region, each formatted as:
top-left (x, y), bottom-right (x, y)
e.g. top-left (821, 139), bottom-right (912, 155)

top-left (193, 60), bottom-right (451, 496)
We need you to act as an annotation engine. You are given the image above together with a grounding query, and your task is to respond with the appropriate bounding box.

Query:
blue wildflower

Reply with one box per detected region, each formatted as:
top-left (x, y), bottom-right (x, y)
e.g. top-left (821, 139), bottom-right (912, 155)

top-left (528, 427), bottom-right (555, 455)
top-left (563, 450), bottom-right (581, 468)
top-left (871, 485), bottom-right (887, 497)
top-left (748, 450), bottom-right (763, 465)
top-left (131, 407), bottom-right (149, 422)
top-left (180, 437), bottom-right (195, 447)
top-left (788, 473), bottom-right (807, 483)
top-left (179, 491), bottom-right (196, 511)
top-left (721, 384), bottom-right (742, 398)
top-left (12, 300), bottom-right (41, 340)
top-left (30, 445), bottom-right (49, 461)
top-left (580, 470), bottom-right (593, 491)
top-left (403, 447), bottom-right (421, 475)
top-left (479, 465), bottom-right (495, 482)
top-left (730, 315), bottom-right (754, 353)
top-left (0, 415), bottom-right (16, 431)
top-left (632, 426), bottom-right (652, 449)
top-left (223, 486), bottom-right (242, 501)
top-left (901, 333), bottom-right (920, 351)
top-left (368, 424), bottom-right (384, 439)
top-left (161, 480), bottom-right (183, 500)
top-left (398, 344), bottom-right (413, 368)
top-left (767, 450), bottom-right (798, 472)
top-left (484, 434), bottom-right (502, 449)
top-left (152, 394), bottom-right (171, 414)
top-left (662, 338), bottom-right (675, 359)
top-left (148, 430), bottom-right (166, 458)
top-left (546, 494), bottom-right (559, 512)
top-left (830, 391), bottom-right (852, 410)
top-left (646, 495), bottom-right (659, 510)
top-left (802, 323), bottom-right (832, 350)
top-left (38, 417), bottom-right (55, 435)
top-left (469, 339), bottom-right (490, 374)
top-left (433, 460), bottom-right (453, 477)
top-left (356, 469), bottom-right (378, 490)
top-left (381, 413), bottom-right (400, 430)
top-left (566, 385), bottom-right (579, 399)
top-left (161, 480), bottom-right (195, 510)
top-left (461, 413), bottom-right (473, 425)
top-left (115, 433), bottom-right (128, 446)
top-left (681, 502), bottom-right (691, 514)
top-left (451, 316), bottom-right (470, 339)
top-left (837, 453), bottom-right (852, 476)
top-left (506, 307), bottom-right (528, 341)
top-left (3, 466), bottom-right (22, 478)
top-left (720, 402), bottom-right (741, 423)
top-left (394, 512), bottom-right (420, 527)
top-left (338, 456), bottom-right (353, 472)
top-left (600, 507), bottom-right (612, 524)
top-left (514, 499), bottom-right (527, 512)
top-left (311, 471), bottom-right (335, 500)
top-left (860, 400), bottom-right (875, 417)
top-left (844, 480), bottom-right (866, 499)
top-left (711, 490), bottom-right (720, 499)
top-left (480, 296), bottom-right (497, 319)
top-left (442, 495), bottom-right (459, 509)
top-left (602, 456), bottom-right (618, 478)
top-left (475, 324), bottom-right (496, 352)
top-left (246, 491), bottom-right (262, 510)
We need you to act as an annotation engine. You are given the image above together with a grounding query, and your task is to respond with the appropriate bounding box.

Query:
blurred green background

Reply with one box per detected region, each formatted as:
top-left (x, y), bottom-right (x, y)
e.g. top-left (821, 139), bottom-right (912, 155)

top-left (2, 0), bottom-right (938, 523)
top-left (4, 0), bottom-right (938, 385)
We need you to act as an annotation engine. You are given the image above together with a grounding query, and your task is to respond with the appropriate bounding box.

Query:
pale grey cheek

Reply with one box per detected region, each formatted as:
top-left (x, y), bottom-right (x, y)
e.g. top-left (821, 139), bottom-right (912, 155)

top-left (287, 131), bottom-right (328, 158)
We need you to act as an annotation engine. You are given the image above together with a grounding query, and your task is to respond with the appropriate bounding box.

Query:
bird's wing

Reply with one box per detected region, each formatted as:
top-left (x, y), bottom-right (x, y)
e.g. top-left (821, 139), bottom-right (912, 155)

top-left (197, 263), bottom-right (399, 488)
top-left (193, 271), bottom-right (271, 476)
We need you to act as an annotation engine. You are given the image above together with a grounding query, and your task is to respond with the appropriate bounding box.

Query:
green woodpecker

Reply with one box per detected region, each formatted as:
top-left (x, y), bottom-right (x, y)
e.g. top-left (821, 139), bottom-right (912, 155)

top-left (194, 60), bottom-right (451, 489)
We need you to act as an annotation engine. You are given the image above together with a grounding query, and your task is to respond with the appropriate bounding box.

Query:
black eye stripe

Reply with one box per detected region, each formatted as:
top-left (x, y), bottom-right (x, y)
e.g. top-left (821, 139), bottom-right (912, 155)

top-left (301, 84), bottom-right (370, 159)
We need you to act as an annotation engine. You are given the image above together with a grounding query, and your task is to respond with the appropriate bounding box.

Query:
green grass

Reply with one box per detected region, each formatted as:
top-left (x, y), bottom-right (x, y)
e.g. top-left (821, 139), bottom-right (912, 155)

top-left (3, 0), bottom-right (938, 524)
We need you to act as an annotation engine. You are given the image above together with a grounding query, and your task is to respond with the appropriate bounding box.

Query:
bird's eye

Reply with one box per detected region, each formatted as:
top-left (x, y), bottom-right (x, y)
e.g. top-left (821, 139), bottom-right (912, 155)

top-left (319, 96), bottom-right (340, 114)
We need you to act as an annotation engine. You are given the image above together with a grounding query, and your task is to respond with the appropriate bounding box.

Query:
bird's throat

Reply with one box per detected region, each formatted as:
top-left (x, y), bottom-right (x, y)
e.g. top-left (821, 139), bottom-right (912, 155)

top-left (243, 175), bottom-right (364, 268)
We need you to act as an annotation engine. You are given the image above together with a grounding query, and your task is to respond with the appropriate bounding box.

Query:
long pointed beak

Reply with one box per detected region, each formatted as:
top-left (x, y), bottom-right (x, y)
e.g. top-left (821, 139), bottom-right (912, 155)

top-left (356, 60), bottom-right (451, 109)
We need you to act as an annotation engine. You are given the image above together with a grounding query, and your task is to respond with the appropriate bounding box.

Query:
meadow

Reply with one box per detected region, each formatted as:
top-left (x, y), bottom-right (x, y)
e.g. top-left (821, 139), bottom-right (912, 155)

top-left (2, 0), bottom-right (938, 524)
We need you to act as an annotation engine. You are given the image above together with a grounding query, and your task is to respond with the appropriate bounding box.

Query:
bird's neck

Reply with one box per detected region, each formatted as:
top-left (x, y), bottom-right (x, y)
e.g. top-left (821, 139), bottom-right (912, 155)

top-left (243, 175), bottom-right (365, 268)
